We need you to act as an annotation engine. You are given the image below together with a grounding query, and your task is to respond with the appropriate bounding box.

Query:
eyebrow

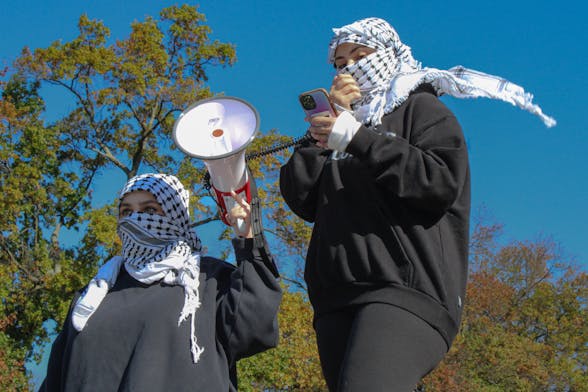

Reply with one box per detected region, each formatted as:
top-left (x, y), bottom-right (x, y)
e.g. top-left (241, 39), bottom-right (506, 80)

top-left (334, 46), bottom-right (363, 62)
top-left (119, 200), bottom-right (161, 208)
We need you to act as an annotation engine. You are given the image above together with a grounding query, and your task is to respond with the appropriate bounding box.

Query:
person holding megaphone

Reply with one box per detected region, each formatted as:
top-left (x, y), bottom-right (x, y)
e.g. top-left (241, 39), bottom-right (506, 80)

top-left (40, 173), bottom-right (281, 392)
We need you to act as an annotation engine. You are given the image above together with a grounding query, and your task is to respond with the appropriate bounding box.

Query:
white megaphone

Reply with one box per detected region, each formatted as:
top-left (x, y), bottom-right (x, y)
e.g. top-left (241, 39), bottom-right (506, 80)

top-left (172, 96), bottom-right (259, 234)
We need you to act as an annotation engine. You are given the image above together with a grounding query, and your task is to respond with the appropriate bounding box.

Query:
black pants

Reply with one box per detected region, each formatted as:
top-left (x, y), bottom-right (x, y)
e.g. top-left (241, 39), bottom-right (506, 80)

top-left (314, 303), bottom-right (447, 392)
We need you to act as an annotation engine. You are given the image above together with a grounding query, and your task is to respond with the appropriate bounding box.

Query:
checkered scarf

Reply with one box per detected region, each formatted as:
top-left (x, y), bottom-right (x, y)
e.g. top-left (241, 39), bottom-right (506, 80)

top-left (328, 17), bottom-right (556, 128)
top-left (72, 173), bottom-right (205, 363)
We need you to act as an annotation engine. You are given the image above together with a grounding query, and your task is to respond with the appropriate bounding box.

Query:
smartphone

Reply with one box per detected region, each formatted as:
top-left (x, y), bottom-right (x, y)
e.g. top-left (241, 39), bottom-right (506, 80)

top-left (298, 88), bottom-right (337, 118)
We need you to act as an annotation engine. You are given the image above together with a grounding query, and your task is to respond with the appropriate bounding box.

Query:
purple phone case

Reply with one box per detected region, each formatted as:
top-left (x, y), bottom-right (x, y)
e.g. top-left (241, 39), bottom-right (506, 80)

top-left (300, 90), bottom-right (335, 117)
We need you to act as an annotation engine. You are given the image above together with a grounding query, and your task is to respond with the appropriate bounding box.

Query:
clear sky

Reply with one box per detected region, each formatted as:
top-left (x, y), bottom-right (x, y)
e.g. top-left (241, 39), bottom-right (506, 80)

top-left (1, 0), bottom-right (587, 386)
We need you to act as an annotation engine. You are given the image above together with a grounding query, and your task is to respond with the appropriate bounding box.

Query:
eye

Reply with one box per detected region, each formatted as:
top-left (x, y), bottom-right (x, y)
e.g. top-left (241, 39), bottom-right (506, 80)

top-left (144, 206), bottom-right (158, 214)
top-left (355, 50), bottom-right (371, 62)
top-left (119, 208), bottom-right (132, 217)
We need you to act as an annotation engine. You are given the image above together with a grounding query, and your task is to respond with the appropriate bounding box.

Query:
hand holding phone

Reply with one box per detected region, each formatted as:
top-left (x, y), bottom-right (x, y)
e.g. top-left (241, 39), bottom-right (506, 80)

top-left (298, 88), bottom-right (337, 119)
top-left (298, 88), bottom-right (338, 149)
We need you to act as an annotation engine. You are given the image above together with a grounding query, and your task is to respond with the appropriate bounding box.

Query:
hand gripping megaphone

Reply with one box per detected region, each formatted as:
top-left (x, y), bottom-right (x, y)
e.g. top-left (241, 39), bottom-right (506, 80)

top-left (172, 96), bottom-right (259, 232)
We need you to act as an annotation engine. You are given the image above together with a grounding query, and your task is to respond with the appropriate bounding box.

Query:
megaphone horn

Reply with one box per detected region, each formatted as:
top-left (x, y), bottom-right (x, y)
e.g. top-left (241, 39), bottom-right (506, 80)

top-left (172, 96), bottom-right (259, 232)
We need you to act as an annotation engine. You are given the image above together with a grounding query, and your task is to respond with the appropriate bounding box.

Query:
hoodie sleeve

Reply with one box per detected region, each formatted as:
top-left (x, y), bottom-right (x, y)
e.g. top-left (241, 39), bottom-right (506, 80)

top-left (216, 237), bottom-right (282, 363)
top-left (279, 138), bottom-right (331, 222)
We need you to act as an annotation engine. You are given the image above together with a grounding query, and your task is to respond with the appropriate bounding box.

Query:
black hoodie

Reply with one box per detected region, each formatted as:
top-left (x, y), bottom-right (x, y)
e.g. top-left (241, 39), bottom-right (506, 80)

top-left (39, 238), bottom-right (281, 392)
top-left (280, 86), bottom-right (470, 347)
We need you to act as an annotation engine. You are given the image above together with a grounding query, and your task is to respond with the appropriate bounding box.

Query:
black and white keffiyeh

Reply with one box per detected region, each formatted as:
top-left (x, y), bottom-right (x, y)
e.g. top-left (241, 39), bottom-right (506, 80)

top-left (72, 173), bottom-right (205, 363)
top-left (328, 17), bottom-right (556, 128)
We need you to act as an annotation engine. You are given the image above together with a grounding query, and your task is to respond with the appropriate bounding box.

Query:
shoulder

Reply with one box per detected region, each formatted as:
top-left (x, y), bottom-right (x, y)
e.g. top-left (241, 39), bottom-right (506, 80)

top-left (406, 85), bottom-right (454, 119)
top-left (200, 256), bottom-right (236, 278)
top-left (391, 84), bottom-right (460, 134)
top-left (199, 257), bottom-right (237, 295)
top-left (378, 84), bottom-right (463, 142)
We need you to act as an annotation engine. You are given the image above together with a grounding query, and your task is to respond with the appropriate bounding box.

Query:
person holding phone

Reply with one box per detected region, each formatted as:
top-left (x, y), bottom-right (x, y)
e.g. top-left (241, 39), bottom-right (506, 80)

top-left (40, 173), bottom-right (281, 392)
top-left (280, 17), bottom-right (555, 391)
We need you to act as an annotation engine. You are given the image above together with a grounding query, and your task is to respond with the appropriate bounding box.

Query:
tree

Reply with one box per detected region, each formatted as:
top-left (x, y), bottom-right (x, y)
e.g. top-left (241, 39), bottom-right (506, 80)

top-left (16, 5), bottom-right (236, 181)
top-left (0, 315), bottom-right (29, 391)
top-left (12, 2), bottom-right (299, 270)
top-left (419, 217), bottom-right (588, 391)
top-left (1, 5), bottom-right (312, 390)
top-left (238, 287), bottom-right (327, 391)
top-left (1, 5), bottom-right (255, 389)
top-left (3, 5), bottom-right (586, 391)
top-left (0, 73), bottom-right (97, 391)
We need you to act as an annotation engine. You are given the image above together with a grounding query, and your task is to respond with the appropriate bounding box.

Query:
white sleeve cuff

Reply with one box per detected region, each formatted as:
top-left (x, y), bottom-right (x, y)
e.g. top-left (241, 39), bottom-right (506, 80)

top-left (333, 102), bottom-right (352, 115)
top-left (328, 111), bottom-right (362, 152)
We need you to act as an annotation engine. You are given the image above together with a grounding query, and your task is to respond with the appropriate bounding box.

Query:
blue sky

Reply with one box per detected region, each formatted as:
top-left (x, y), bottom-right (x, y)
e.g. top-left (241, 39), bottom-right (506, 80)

top-left (1, 0), bottom-right (587, 386)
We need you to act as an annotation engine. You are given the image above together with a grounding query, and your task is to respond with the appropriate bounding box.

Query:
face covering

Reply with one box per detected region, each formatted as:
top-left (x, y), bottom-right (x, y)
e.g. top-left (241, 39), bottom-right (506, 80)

top-left (72, 173), bottom-right (205, 363)
top-left (328, 17), bottom-right (556, 128)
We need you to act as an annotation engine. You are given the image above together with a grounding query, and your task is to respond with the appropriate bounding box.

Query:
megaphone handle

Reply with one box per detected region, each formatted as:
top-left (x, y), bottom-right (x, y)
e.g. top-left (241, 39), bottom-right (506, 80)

top-left (236, 218), bottom-right (247, 233)
top-left (223, 195), bottom-right (250, 237)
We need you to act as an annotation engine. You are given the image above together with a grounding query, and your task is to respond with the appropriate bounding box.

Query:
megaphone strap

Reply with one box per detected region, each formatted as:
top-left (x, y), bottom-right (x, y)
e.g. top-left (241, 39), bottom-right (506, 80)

top-left (247, 174), bottom-right (265, 247)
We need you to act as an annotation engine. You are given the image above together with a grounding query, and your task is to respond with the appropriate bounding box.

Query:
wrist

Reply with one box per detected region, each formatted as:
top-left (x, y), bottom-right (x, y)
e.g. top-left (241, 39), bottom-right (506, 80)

top-left (328, 111), bottom-right (362, 151)
top-left (333, 102), bottom-right (352, 114)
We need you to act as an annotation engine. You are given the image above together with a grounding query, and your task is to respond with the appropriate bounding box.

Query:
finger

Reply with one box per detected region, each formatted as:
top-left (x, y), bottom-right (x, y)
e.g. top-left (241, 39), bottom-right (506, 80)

top-left (228, 209), bottom-right (247, 221)
top-left (309, 127), bottom-right (331, 139)
top-left (309, 119), bottom-right (327, 128)
top-left (230, 190), bottom-right (250, 210)
top-left (310, 116), bottom-right (335, 127)
top-left (309, 132), bottom-right (329, 145)
top-left (333, 73), bottom-right (353, 83)
top-left (339, 82), bottom-right (361, 94)
top-left (229, 190), bottom-right (242, 203)
top-left (229, 205), bottom-right (250, 220)
top-left (332, 84), bottom-right (360, 99)
top-left (228, 205), bottom-right (249, 223)
top-left (333, 74), bottom-right (358, 88)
